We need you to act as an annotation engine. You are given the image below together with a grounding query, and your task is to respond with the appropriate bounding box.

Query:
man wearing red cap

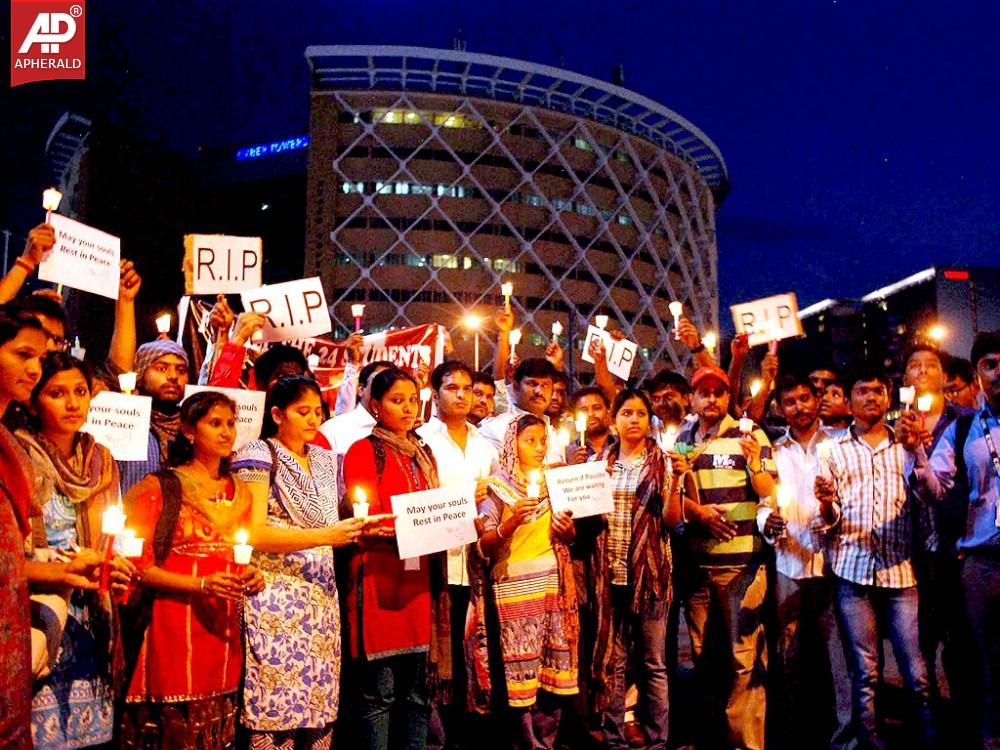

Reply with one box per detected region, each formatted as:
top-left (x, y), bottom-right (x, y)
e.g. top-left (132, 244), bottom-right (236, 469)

top-left (675, 365), bottom-right (777, 750)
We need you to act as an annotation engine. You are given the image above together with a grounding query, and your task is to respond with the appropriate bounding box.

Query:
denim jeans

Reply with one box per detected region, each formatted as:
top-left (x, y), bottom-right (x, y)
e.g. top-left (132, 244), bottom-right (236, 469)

top-left (601, 585), bottom-right (669, 750)
top-left (774, 573), bottom-right (853, 750)
top-left (685, 564), bottom-right (768, 750)
top-left (833, 577), bottom-right (933, 748)
top-left (358, 652), bottom-right (430, 750)
top-left (962, 553), bottom-right (1000, 750)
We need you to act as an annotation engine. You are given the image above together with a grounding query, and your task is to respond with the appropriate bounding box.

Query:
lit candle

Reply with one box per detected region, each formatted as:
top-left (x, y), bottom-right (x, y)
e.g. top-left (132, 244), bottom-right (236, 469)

top-left (816, 441), bottom-right (833, 478)
top-left (508, 328), bottom-right (521, 363)
top-left (551, 320), bottom-right (563, 342)
top-left (899, 386), bottom-right (916, 410)
top-left (917, 394), bottom-right (933, 414)
top-left (739, 414), bottom-right (754, 435)
top-left (668, 301), bottom-right (683, 340)
top-left (99, 504), bottom-right (126, 594)
top-left (776, 484), bottom-right (792, 511)
top-left (557, 427), bottom-right (571, 449)
top-left (118, 372), bottom-right (137, 395)
top-left (155, 313), bottom-right (171, 337)
top-left (120, 528), bottom-right (144, 559)
top-left (595, 315), bottom-right (609, 331)
top-left (307, 353), bottom-right (321, 370)
top-left (750, 379), bottom-right (763, 398)
top-left (662, 424), bottom-right (678, 452)
top-left (702, 331), bottom-right (717, 356)
top-left (501, 282), bottom-right (513, 310)
top-left (576, 410), bottom-right (588, 448)
top-left (70, 336), bottom-right (86, 361)
top-left (233, 528), bottom-right (253, 566)
top-left (351, 303), bottom-right (365, 332)
top-left (42, 187), bottom-right (62, 222)
top-left (353, 487), bottom-right (370, 518)
top-left (526, 469), bottom-right (541, 499)
top-left (465, 314), bottom-right (482, 370)
top-left (102, 504), bottom-right (127, 535)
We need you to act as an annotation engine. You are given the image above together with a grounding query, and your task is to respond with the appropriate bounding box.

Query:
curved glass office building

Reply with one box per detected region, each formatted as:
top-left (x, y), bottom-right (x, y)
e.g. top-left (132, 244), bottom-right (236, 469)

top-left (305, 45), bottom-right (727, 377)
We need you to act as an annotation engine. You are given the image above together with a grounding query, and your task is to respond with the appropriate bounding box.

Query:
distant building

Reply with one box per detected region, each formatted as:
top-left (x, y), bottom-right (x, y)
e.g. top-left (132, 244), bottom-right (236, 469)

top-left (793, 266), bottom-right (1000, 380)
top-left (303, 45), bottom-right (729, 379)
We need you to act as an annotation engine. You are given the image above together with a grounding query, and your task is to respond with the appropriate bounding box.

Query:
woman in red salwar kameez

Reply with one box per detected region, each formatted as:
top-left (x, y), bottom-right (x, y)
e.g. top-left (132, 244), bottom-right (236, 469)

top-left (119, 391), bottom-right (265, 749)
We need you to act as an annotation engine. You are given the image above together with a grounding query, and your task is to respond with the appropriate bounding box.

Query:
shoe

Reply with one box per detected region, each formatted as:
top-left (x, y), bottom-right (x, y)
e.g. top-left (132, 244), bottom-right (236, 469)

top-left (624, 720), bottom-right (646, 748)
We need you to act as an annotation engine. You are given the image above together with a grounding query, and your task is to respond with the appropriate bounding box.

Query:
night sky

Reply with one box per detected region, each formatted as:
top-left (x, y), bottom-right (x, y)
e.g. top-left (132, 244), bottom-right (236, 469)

top-left (4, 0), bottom-right (998, 321)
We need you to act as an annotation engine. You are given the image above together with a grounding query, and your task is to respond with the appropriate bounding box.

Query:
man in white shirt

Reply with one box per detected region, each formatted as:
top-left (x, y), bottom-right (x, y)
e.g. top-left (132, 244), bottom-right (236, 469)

top-left (417, 360), bottom-right (497, 750)
top-left (319, 359), bottom-right (395, 457)
top-left (478, 357), bottom-right (565, 465)
top-left (758, 373), bottom-right (852, 750)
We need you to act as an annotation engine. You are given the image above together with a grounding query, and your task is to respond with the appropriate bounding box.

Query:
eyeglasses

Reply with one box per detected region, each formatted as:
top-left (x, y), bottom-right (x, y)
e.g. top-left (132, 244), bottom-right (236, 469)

top-left (944, 382), bottom-right (971, 399)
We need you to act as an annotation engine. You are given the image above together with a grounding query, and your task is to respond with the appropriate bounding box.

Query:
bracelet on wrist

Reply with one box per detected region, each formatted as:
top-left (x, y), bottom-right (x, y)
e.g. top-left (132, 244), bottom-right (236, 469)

top-left (15, 257), bottom-right (36, 273)
top-left (495, 522), bottom-right (506, 540)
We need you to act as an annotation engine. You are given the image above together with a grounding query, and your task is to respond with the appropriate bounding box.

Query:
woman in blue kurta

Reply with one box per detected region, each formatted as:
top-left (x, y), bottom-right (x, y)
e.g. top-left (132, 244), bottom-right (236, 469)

top-left (233, 376), bottom-right (368, 750)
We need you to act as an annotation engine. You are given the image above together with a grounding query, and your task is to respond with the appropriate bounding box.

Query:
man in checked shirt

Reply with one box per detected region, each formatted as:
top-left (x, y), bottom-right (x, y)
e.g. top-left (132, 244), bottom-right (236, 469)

top-left (814, 363), bottom-right (935, 750)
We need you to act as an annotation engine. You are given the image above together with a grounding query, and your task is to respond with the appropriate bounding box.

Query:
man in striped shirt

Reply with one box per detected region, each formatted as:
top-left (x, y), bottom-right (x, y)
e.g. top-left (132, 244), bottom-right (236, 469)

top-left (676, 365), bottom-right (777, 750)
top-left (814, 363), bottom-right (934, 750)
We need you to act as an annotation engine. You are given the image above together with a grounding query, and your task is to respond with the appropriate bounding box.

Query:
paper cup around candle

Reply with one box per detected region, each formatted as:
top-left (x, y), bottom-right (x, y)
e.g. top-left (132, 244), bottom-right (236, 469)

top-left (353, 501), bottom-right (370, 518)
top-left (121, 530), bottom-right (144, 558)
top-left (739, 416), bottom-right (754, 435)
top-left (42, 188), bottom-right (63, 212)
top-left (307, 354), bottom-right (321, 370)
top-left (118, 372), bottom-right (137, 394)
top-left (595, 315), bottom-right (608, 330)
top-left (155, 313), bottom-right (171, 334)
top-left (899, 386), bottom-right (916, 408)
top-left (551, 320), bottom-right (563, 338)
top-left (351, 303), bottom-right (365, 319)
top-left (917, 394), bottom-right (933, 413)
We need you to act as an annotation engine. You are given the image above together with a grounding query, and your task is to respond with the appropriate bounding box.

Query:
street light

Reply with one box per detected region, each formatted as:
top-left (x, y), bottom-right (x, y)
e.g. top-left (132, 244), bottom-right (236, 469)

top-left (464, 314), bottom-right (482, 370)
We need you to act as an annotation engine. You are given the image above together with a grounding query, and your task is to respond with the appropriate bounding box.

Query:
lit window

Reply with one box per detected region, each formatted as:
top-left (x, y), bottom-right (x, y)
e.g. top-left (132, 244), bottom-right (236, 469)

top-left (341, 181), bottom-right (352, 194)
top-left (432, 254), bottom-right (459, 269)
top-left (462, 257), bottom-right (473, 269)
top-left (617, 214), bottom-right (632, 225)
top-left (404, 111), bottom-right (421, 125)
top-left (525, 194), bottom-right (544, 207)
top-left (395, 183), bottom-right (410, 195)
top-left (412, 184), bottom-right (433, 196)
top-left (577, 203), bottom-right (596, 217)
top-left (553, 198), bottom-right (572, 212)
top-left (456, 186), bottom-right (466, 198)
top-left (355, 182), bottom-right (364, 194)
top-left (616, 151), bottom-right (629, 163)
top-left (573, 137), bottom-right (592, 151)
top-left (379, 110), bottom-right (402, 124)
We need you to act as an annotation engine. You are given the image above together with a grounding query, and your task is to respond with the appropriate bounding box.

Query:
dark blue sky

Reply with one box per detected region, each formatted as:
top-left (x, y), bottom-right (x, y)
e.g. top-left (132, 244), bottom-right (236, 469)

top-left (5, 0), bottom-right (998, 316)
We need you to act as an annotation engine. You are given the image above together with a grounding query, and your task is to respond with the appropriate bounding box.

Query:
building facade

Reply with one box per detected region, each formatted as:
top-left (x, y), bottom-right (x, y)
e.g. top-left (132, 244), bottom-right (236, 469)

top-left (304, 45), bottom-right (728, 380)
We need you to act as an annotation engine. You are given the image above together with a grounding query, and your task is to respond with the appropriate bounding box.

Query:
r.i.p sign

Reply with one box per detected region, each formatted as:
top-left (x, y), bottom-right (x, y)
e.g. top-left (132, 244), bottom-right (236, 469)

top-left (240, 277), bottom-right (332, 342)
top-left (183, 234), bottom-right (262, 294)
top-left (730, 292), bottom-right (803, 346)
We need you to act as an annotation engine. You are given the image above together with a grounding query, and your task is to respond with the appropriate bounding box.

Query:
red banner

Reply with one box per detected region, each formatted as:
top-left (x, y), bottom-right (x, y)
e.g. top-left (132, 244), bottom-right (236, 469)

top-left (264, 323), bottom-right (448, 402)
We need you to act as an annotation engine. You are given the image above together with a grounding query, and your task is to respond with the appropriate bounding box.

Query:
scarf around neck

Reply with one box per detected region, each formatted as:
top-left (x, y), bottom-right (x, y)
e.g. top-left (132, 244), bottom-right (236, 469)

top-left (370, 425), bottom-right (440, 491)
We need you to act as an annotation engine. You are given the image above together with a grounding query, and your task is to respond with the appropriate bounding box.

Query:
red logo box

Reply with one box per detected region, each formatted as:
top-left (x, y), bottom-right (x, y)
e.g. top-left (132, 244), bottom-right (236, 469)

top-left (10, 0), bottom-right (86, 87)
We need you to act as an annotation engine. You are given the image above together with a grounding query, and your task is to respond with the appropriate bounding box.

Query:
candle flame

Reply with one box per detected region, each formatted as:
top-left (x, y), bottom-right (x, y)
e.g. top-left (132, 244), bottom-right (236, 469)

top-left (42, 187), bottom-right (62, 212)
top-left (917, 394), bottom-right (933, 413)
top-left (235, 529), bottom-right (249, 545)
top-left (750, 379), bottom-right (763, 398)
top-left (702, 331), bottom-right (717, 351)
top-left (155, 313), bottom-right (171, 334)
top-left (551, 321), bottom-right (563, 337)
top-left (575, 411), bottom-right (587, 431)
top-left (528, 469), bottom-right (540, 484)
top-left (354, 487), bottom-right (366, 504)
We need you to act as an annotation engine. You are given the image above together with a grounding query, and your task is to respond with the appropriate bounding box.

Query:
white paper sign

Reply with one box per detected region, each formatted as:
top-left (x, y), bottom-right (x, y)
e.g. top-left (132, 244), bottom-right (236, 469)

top-left (184, 234), bottom-right (262, 294)
top-left (183, 385), bottom-right (266, 450)
top-left (240, 277), bottom-right (332, 342)
top-left (544, 460), bottom-right (614, 519)
top-left (581, 325), bottom-right (639, 380)
top-left (81, 391), bottom-right (152, 461)
top-left (38, 214), bottom-right (121, 299)
top-left (390, 485), bottom-right (478, 559)
top-left (730, 292), bottom-right (804, 346)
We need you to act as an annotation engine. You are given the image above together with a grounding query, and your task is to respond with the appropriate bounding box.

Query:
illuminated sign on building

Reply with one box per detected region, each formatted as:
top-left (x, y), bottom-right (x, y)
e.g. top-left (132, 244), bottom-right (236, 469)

top-left (236, 136), bottom-right (309, 161)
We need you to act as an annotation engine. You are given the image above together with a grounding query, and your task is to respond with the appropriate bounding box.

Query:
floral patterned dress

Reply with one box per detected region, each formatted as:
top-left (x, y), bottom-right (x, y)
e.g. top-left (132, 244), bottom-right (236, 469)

top-left (232, 439), bottom-right (342, 732)
top-left (30, 491), bottom-right (115, 750)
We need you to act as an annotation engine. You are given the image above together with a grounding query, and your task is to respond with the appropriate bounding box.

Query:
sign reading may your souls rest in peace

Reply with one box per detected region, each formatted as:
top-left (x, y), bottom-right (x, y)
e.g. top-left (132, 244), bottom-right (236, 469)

top-left (39, 214), bottom-right (121, 300)
top-left (390, 485), bottom-right (479, 559)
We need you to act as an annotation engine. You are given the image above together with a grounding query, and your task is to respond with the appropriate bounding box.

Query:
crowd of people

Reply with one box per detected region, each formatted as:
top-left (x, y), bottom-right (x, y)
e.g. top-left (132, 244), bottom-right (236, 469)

top-left (0, 222), bottom-right (998, 750)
